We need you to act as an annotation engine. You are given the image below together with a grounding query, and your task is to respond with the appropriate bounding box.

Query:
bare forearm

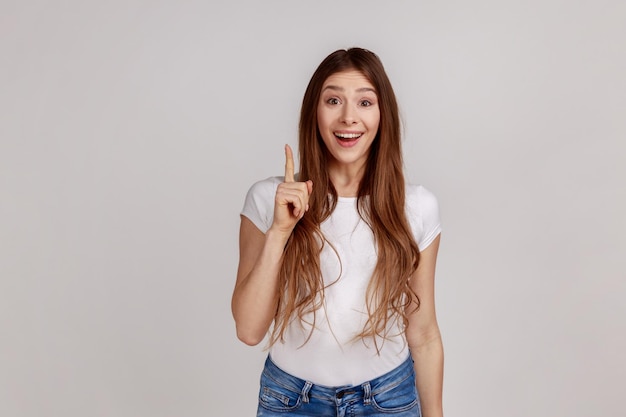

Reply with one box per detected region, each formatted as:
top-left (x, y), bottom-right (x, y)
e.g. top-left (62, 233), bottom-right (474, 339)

top-left (410, 334), bottom-right (444, 417)
top-left (232, 228), bottom-right (289, 345)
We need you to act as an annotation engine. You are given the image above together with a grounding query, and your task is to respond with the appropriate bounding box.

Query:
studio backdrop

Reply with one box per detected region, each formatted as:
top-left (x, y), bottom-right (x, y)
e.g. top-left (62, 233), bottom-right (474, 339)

top-left (1, 1), bottom-right (624, 416)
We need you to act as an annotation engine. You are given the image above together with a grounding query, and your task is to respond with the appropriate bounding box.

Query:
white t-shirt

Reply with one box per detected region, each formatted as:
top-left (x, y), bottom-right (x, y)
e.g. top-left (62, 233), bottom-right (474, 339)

top-left (241, 176), bottom-right (441, 386)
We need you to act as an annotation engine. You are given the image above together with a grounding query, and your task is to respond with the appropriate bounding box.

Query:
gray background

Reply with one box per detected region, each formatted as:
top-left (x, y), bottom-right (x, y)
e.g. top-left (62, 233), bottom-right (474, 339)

top-left (1, 1), bottom-right (625, 416)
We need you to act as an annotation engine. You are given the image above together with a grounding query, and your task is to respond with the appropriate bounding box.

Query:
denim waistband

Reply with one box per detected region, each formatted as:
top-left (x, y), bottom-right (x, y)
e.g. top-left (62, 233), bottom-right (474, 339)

top-left (261, 354), bottom-right (414, 403)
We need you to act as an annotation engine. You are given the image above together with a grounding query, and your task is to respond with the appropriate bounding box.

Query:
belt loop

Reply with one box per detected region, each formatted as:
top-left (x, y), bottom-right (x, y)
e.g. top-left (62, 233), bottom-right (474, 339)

top-left (362, 381), bottom-right (371, 405)
top-left (301, 381), bottom-right (313, 403)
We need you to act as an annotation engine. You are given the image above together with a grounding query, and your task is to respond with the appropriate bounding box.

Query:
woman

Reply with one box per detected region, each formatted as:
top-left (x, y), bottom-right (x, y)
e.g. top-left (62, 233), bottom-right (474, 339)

top-left (232, 47), bottom-right (443, 417)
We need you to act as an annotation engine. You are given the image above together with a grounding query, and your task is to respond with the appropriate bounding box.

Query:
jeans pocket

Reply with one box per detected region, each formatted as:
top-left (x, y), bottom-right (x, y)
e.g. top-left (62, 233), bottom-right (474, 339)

top-left (371, 375), bottom-right (420, 414)
top-left (258, 374), bottom-right (303, 413)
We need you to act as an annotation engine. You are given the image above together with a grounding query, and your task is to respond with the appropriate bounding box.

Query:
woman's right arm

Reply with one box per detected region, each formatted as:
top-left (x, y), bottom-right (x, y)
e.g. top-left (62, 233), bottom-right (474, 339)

top-left (231, 145), bottom-right (312, 346)
top-left (231, 218), bottom-right (291, 346)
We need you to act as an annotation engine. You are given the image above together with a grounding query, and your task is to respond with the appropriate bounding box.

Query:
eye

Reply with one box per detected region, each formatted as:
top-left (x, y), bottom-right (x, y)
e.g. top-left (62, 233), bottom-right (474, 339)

top-left (360, 99), bottom-right (373, 107)
top-left (327, 97), bottom-right (340, 105)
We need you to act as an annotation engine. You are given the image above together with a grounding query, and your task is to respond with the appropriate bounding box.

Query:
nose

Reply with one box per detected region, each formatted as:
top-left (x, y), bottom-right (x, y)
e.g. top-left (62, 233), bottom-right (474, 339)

top-left (340, 104), bottom-right (357, 125)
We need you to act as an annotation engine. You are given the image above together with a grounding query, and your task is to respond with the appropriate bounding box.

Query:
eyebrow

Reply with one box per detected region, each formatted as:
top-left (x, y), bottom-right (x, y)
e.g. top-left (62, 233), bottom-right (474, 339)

top-left (322, 85), bottom-right (377, 94)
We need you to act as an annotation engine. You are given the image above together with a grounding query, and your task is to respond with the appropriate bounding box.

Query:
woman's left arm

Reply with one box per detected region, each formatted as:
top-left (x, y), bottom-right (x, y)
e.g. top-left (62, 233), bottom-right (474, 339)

top-left (406, 234), bottom-right (443, 417)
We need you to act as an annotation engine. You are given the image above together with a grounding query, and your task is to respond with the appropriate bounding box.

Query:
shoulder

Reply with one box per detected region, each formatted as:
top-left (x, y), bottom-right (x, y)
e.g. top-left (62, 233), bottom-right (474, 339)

top-left (405, 184), bottom-right (439, 212)
top-left (241, 176), bottom-right (283, 233)
top-left (246, 175), bottom-right (284, 199)
top-left (405, 183), bottom-right (442, 250)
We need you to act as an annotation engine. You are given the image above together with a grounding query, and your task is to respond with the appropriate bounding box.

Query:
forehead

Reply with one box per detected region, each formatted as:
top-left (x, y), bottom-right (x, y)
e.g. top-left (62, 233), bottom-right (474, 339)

top-left (322, 70), bottom-right (375, 91)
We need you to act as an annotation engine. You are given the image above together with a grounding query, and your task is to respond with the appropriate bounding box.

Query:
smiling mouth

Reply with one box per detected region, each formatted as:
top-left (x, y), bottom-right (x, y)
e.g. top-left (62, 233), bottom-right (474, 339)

top-left (334, 132), bottom-right (363, 140)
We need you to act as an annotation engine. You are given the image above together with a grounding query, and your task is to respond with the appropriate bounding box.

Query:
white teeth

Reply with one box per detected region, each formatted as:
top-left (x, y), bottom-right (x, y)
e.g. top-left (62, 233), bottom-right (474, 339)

top-left (335, 133), bottom-right (362, 139)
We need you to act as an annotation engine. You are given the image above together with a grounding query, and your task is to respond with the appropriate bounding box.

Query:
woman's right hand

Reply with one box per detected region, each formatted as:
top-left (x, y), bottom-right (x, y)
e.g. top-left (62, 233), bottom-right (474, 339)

top-left (271, 144), bottom-right (313, 236)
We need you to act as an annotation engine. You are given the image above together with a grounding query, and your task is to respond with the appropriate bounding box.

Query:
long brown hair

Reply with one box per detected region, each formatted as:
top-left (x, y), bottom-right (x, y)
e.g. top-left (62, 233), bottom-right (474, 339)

top-left (270, 48), bottom-right (420, 349)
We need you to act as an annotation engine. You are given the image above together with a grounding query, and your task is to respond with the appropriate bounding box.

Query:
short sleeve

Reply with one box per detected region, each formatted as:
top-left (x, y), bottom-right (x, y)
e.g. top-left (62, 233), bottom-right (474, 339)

top-left (240, 176), bottom-right (282, 233)
top-left (405, 185), bottom-right (442, 251)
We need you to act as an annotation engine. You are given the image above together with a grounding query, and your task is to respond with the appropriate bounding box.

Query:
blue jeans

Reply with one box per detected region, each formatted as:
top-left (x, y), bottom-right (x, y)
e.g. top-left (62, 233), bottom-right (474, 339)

top-left (256, 354), bottom-right (421, 416)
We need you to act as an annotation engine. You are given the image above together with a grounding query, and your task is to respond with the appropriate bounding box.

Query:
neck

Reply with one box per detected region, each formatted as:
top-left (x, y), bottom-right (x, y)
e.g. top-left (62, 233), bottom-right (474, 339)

top-left (328, 162), bottom-right (366, 197)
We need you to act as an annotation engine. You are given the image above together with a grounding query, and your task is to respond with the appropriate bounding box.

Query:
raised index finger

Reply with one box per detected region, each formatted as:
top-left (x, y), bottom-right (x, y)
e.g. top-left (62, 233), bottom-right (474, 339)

top-left (284, 144), bottom-right (295, 183)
